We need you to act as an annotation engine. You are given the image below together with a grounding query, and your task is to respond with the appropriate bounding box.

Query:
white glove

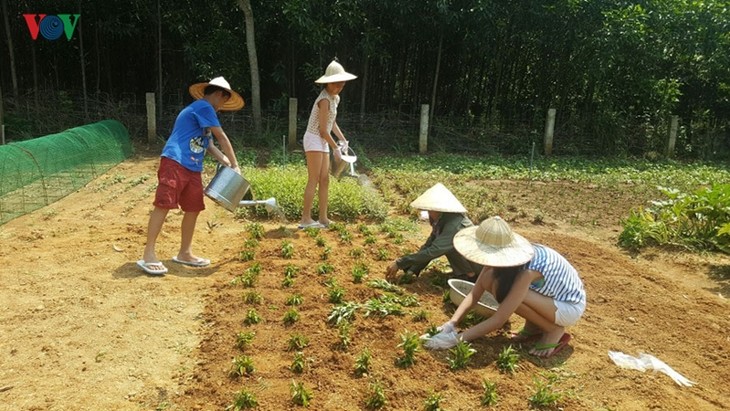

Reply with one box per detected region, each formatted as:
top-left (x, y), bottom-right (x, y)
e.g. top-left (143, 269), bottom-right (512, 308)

top-left (424, 331), bottom-right (460, 350)
top-left (439, 321), bottom-right (456, 334)
top-left (340, 140), bottom-right (349, 153)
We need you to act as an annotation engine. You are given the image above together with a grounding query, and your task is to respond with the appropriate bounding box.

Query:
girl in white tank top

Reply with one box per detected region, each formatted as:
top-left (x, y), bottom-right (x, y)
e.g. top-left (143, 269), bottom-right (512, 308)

top-left (298, 60), bottom-right (357, 229)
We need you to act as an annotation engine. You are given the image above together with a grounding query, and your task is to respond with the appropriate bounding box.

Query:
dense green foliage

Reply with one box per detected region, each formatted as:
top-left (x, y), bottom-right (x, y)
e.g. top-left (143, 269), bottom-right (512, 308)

top-left (619, 184), bottom-right (730, 253)
top-left (1, 0), bottom-right (728, 156)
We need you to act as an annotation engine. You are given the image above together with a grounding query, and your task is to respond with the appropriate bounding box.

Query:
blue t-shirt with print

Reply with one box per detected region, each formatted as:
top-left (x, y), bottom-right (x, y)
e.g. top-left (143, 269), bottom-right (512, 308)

top-left (161, 99), bottom-right (221, 172)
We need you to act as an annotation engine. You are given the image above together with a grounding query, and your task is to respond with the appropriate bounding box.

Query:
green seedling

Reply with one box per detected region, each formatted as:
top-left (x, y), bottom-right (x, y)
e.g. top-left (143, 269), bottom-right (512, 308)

top-left (339, 230), bottom-right (353, 244)
top-left (529, 374), bottom-right (563, 408)
top-left (349, 247), bottom-right (364, 258)
top-left (281, 240), bottom-right (294, 258)
top-left (304, 227), bottom-right (320, 238)
top-left (286, 293), bottom-right (303, 306)
top-left (239, 249), bottom-right (255, 261)
top-left (365, 380), bottom-right (386, 409)
top-left (329, 222), bottom-right (346, 233)
top-left (424, 324), bottom-right (439, 337)
top-left (323, 277), bottom-right (338, 288)
top-left (363, 298), bottom-right (404, 317)
top-left (423, 391), bottom-right (444, 411)
top-left (480, 379), bottom-right (499, 407)
top-left (496, 345), bottom-right (520, 374)
top-left (392, 232), bottom-right (404, 244)
top-left (230, 355), bottom-right (255, 377)
top-left (376, 248), bottom-right (389, 261)
top-left (461, 312), bottom-right (487, 328)
top-left (235, 331), bottom-right (255, 350)
top-left (244, 309), bottom-right (261, 325)
top-left (290, 380), bottom-right (312, 407)
top-left (287, 333), bottom-right (310, 351)
top-left (328, 302), bottom-right (359, 325)
top-left (291, 351), bottom-right (306, 374)
top-left (328, 285), bottom-right (345, 304)
top-left (282, 275), bottom-right (295, 288)
top-left (413, 310), bottom-right (428, 322)
top-left (337, 320), bottom-right (351, 350)
top-left (442, 289), bottom-right (452, 304)
top-left (247, 262), bottom-right (262, 276)
top-left (227, 388), bottom-right (258, 410)
top-left (364, 235), bottom-right (377, 245)
top-left (447, 340), bottom-right (476, 370)
top-left (367, 279), bottom-right (404, 295)
top-left (246, 222), bottom-right (264, 240)
top-left (238, 273), bottom-right (257, 288)
top-left (315, 236), bottom-right (327, 247)
top-left (358, 224), bottom-right (372, 235)
top-left (243, 291), bottom-right (262, 305)
top-left (351, 262), bottom-right (369, 283)
top-left (243, 238), bottom-right (259, 249)
top-left (321, 246), bottom-right (332, 260)
top-left (354, 348), bottom-right (371, 376)
top-left (283, 308), bottom-right (300, 325)
top-left (317, 262), bottom-right (335, 275)
top-left (284, 264), bottom-right (300, 278)
top-left (395, 331), bottom-right (419, 367)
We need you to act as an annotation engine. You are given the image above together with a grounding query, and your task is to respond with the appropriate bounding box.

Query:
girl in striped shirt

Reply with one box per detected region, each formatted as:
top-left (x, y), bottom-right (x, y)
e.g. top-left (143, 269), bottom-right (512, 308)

top-left (424, 216), bottom-right (586, 358)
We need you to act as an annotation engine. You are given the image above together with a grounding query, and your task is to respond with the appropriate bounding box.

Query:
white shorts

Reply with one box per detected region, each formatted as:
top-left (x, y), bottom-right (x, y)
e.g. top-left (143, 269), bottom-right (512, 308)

top-left (553, 299), bottom-right (586, 327)
top-left (303, 131), bottom-right (329, 153)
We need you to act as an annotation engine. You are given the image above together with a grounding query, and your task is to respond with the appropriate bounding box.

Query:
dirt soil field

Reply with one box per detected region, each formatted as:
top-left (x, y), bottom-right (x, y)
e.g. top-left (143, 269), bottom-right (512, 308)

top-left (1, 151), bottom-right (728, 411)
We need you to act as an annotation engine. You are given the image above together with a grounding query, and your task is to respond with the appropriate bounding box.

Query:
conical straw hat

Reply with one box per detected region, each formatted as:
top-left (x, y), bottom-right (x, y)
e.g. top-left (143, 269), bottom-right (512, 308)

top-left (189, 76), bottom-right (245, 111)
top-left (315, 60), bottom-right (358, 83)
top-left (409, 183), bottom-right (467, 213)
top-left (453, 216), bottom-right (534, 267)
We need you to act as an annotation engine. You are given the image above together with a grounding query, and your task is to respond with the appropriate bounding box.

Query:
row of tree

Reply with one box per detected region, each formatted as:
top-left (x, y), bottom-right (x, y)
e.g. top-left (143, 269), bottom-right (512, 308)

top-left (1, 0), bottom-right (728, 157)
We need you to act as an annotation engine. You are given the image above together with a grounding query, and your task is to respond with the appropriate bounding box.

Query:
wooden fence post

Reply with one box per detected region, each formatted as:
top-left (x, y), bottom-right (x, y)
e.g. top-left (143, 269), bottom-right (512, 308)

top-left (288, 98), bottom-right (297, 150)
top-left (544, 108), bottom-right (556, 156)
top-left (146, 92), bottom-right (156, 144)
top-left (419, 104), bottom-right (429, 154)
top-left (667, 115), bottom-right (679, 158)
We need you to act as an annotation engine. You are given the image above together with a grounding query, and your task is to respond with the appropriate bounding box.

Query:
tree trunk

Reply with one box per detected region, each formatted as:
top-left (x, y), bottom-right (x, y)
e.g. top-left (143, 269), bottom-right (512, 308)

top-left (237, 0), bottom-right (262, 134)
top-left (359, 54), bottom-right (368, 125)
top-left (157, 0), bottom-right (163, 119)
top-left (0, 78), bottom-right (4, 132)
top-left (77, 3), bottom-right (88, 121)
top-left (429, 34), bottom-right (443, 124)
top-left (1, 0), bottom-right (18, 98)
top-left (32, 44), bottom-right (38, 109)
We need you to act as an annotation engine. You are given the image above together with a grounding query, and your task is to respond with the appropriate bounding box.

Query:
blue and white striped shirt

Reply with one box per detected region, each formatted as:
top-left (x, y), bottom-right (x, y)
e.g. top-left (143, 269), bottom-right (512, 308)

top-left (527, 244), bottom-right (586, 305)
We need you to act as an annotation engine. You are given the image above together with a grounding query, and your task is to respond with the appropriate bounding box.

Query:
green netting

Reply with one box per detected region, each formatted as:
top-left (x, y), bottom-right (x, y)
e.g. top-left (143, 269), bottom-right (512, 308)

top-left (0, 120), bottom-right (132, 225)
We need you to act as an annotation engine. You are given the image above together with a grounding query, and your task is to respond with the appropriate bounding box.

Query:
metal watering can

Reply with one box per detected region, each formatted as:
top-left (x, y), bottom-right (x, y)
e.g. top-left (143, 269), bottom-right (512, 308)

top-left (331, 142), bottom-right (359, 179)
top-left (204, 165), bottom-right (278, 213)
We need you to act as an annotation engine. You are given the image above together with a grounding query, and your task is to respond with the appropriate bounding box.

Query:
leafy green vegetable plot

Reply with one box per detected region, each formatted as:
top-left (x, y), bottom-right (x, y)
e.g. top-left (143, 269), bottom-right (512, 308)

top-left (620, 184), bottom-right (730, 253)
top-left (239, 165), bottom-right (388, 221)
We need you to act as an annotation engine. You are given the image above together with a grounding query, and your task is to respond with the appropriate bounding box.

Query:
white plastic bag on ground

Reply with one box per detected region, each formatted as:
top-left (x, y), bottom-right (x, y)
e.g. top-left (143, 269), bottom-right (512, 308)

top-left (608, 351), bottom-right (696, 387)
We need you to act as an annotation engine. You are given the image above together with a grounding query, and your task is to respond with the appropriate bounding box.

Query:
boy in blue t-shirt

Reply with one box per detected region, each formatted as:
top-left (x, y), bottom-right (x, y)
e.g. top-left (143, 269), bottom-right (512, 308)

top-left (137, 77), bottom-right (244, 275)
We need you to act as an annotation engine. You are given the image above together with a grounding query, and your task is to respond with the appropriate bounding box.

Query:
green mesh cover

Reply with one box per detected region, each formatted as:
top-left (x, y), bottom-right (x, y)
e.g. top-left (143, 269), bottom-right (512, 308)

top-left (0, 120), bottom-right (132, 224)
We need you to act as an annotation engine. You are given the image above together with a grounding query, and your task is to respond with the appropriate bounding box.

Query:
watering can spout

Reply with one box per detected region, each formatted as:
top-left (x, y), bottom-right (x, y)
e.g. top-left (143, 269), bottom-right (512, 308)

top-left (239, 197), bottom-right (278, 213)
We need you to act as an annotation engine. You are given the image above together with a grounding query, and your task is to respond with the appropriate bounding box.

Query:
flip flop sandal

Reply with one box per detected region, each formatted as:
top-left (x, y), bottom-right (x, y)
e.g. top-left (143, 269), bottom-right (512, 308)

top-left (137, 260), bottom-right (168, 275)
top-left (530, 333), bottom-right (572, 358)
top-left (298, 221), bottom-right (324, 229)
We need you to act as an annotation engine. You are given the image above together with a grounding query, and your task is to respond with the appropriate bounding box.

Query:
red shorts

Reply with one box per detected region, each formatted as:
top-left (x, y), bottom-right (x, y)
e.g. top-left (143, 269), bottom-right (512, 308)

top-left (153, 157), bottom-right (206, 212)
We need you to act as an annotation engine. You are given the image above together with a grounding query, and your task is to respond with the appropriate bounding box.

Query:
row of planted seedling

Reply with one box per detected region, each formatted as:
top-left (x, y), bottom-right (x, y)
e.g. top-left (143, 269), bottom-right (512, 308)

top-left (226, 221), bottom-right (564, 409)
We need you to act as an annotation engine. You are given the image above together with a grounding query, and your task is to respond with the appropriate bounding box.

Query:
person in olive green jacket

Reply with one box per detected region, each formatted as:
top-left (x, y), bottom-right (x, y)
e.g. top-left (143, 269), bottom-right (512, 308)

top-left (386, 183), bottom-right (483, 281)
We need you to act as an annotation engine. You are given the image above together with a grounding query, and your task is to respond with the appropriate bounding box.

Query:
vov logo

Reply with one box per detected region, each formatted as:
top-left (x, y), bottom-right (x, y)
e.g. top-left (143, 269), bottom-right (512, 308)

top-left (23, 14), bottom-right (80, 41)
